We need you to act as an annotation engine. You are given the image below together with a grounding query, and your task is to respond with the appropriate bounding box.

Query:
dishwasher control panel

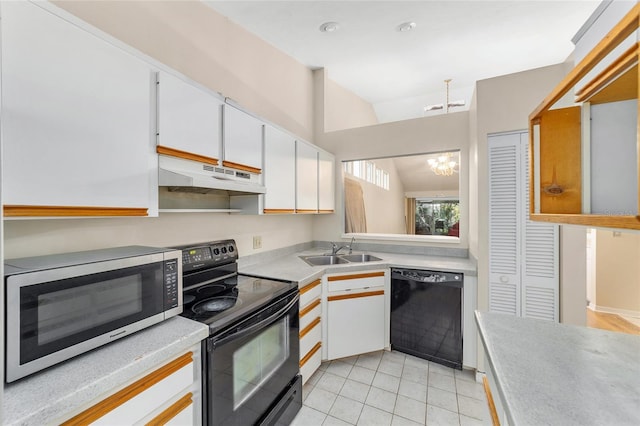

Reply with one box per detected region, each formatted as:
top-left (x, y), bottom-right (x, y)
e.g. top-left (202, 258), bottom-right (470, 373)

top-left (391, 268), bottom-right (462, 283)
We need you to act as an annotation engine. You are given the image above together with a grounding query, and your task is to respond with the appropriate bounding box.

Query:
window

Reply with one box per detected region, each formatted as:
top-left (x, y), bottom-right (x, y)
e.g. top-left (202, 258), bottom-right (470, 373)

top-left (415, 199), bottom-right (460, 236)
top-left (343, 160), bottom-right (389, 190)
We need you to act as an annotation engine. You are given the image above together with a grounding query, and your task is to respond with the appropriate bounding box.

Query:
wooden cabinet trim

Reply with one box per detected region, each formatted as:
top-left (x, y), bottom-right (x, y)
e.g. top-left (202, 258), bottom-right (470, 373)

top-left (529, 3), bottom-right (639, 121)
top-left (157, 145), bottom-right (219, 165)
top-left (482, 377), bottom-right (501, 426)
top-left (62, 352), bottom-right (193, 426)
top-left (575, 43), bottom-right (638, 103)
top-left (328, 290), bottom-right (385, 302)
top-left (318, 210), bottom-right (335, 214)
top-left (299, 317), bottom-right (321, 339)
top-left (222, 160), bottom-right (262, 174)
top-left (300, 342), bottom-right (322, 368)
top-left (4, 205), bottom-right (148, 217)
top-left (327, 271), bottom-right (385, 282)
top-left (295, 209), bottom-right (318, 214)
top-left (145, 392), bottom-right (193, 426)
top-left (530, 213), bottom-right (640, 230)
top-left (264, 209), bottom-right (295, 214)
top-left (300, 299), bottom-right (321, 317)
top-left (300, 279), bottom-right (321, 295)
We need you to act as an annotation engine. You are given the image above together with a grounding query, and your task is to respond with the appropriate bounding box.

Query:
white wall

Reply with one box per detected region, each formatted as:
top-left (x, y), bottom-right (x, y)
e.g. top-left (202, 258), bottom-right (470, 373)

top-left (314, 108), bottom-right (470, 248)
top-left (325, 73), bottom-right (379, 132)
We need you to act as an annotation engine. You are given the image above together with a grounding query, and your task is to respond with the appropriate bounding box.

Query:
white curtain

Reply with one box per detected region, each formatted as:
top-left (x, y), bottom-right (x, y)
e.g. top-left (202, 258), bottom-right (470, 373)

top-left (344, 177), bottom-right (367, 233)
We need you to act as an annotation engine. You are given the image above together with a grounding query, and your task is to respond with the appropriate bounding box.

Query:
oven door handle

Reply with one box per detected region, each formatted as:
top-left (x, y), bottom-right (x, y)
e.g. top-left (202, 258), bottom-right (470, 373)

top-left (210, 294), bottom-right (299, 350)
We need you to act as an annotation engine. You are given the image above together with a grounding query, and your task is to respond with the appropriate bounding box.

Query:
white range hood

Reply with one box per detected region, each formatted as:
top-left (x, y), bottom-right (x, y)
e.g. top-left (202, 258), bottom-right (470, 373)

top-left (158, 155), bottom-right (266, 195)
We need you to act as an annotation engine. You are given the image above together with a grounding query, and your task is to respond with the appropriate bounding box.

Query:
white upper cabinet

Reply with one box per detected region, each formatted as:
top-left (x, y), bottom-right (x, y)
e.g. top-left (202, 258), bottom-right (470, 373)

top-left (157, 71), bottom-right (223, 162)
top-left (296, 141), bottom-right (319, 213)
top-left (318, 150), bottom-right (335, 213)
top-left (263, 126), bottom-right (296, 213)
top-left (223, 105), bottom-right (264, 173)
top-left (1, 1), bottom-right (155, 217)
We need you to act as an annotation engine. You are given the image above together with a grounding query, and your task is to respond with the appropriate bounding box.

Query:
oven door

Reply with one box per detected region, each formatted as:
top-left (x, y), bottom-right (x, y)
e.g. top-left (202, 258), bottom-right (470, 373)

top-left (5, 254), bottom-right (170, 382)
top-left (204, 291), bottom-right (300, 426)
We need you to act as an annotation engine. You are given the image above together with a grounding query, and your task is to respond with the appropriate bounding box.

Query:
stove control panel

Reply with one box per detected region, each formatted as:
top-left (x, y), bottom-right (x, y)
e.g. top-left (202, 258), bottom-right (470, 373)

top-left (174, 239), bottom-right (238, 272)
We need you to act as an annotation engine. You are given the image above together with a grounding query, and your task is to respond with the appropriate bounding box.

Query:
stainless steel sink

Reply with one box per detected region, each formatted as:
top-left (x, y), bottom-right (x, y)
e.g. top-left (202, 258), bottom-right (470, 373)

top-left (299, 253), bottom-right (383, 266)
top-left (339, 254), bottom-right (382, 263)
top-left (299, 255), bottom-right (349, 266)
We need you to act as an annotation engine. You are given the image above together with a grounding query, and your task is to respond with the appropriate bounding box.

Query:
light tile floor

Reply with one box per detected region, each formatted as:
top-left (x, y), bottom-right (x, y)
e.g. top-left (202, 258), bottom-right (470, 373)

top-left (292, 350), bottom-right (491, 426)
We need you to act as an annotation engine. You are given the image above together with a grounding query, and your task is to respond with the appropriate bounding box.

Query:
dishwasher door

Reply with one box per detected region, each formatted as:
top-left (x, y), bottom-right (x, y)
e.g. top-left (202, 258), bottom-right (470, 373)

top-left (390, 268), bottom-right (463, 369)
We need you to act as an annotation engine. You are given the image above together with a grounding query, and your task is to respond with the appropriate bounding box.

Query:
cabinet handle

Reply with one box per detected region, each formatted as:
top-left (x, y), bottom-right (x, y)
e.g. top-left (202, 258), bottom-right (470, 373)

top-left (499, 276), bottom-right (509, 283)
top-left (328, 271), bottom-right (385, 281)
top-left (300, 279), bottom-right (321, 295)
top-left (145, 393), bottom-right (193, 426)
top-left (328, 290), bottom-right (384, 301)
top-left (157, 145), bottom-right (218, 165)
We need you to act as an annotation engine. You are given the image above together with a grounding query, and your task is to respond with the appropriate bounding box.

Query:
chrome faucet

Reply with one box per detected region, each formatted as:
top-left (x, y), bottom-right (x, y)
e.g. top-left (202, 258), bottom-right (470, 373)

top-left (330, 237), bottom-right (355, 255)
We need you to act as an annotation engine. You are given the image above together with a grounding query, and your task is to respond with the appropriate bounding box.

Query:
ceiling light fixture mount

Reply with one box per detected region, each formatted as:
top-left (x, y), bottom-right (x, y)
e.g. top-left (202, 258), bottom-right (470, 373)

top-left (424, 79), bottom-right (466, 113)
top-left (397, 22), bottom-right (416, 32)
top-left (319, 22), bottom-right (340, 33)
top-left (428, 152), bottom-right (458, 177)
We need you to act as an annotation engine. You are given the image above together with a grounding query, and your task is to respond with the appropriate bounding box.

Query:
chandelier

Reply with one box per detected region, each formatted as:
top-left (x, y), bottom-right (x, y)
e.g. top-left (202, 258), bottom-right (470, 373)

top-left (424, 79), bottom-right (466, 113)
top-left (428, 153), bottom-right (458, 176)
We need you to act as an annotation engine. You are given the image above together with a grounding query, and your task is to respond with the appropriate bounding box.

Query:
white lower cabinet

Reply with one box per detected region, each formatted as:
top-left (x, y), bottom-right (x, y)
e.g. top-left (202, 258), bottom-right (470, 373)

top-left (323, 270), bottom-right (389, 361)
top-left (61, 345), bottom-right (201, 425)
top-left (299, 279), bottom-right (322, 384)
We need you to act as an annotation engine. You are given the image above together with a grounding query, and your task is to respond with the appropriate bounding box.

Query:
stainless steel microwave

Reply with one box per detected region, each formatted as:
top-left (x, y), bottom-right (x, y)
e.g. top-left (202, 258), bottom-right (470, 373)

top-left (4, 246), bottom-right (182, 383)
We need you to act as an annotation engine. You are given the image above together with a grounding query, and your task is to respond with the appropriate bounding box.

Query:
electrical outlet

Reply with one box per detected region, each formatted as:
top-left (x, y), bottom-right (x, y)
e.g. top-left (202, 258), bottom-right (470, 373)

top-left (253, 236), bottom-right (262, 249)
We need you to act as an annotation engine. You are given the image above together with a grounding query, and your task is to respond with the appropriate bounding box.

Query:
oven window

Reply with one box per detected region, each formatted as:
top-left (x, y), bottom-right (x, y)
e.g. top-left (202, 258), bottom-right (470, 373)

top-left (37, 275), bottom-right (142, 345)
top-left (233, 317), bottom-right (289, 410)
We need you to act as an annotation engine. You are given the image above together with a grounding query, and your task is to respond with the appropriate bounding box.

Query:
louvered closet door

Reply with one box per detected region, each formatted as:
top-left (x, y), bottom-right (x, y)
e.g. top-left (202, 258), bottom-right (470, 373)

top-left (488, 133), bottom-right (522, 315)
top-left (488, 132), bottom-right (559, 321)
top-left (521, 133), bottom-right (559, 321)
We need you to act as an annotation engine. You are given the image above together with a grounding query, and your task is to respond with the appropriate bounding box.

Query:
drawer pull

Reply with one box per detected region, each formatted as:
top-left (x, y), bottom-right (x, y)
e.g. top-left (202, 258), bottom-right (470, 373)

top-left (327, 271), bottom-right (385, 281)
top-left (328, 290), bottom-right (384, 301)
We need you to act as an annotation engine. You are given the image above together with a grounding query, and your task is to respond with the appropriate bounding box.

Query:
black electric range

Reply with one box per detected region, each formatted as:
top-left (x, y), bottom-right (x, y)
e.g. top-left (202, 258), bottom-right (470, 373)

top-left (174, 240), bottom-right (301, 426)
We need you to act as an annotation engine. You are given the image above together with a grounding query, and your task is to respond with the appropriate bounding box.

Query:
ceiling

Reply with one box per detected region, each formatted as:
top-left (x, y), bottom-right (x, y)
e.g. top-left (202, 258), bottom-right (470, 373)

top-left (393, 152), bottom-right (460, 193)
top-left (204, 0), bottom-right (601, 123)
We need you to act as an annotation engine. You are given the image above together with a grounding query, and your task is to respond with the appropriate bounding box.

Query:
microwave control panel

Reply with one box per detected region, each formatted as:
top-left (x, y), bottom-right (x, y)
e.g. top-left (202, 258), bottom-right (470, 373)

top-left (164, 259), bottom-right (180, 309)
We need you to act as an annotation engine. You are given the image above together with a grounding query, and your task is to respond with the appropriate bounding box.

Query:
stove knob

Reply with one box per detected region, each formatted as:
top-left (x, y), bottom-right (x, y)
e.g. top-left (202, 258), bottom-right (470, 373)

top-left (213, 248), bottom-right (220, 256)
top-left (221, 247), bottom-right (227, 254)
top-left (228, 245), bottom-right (235, 253)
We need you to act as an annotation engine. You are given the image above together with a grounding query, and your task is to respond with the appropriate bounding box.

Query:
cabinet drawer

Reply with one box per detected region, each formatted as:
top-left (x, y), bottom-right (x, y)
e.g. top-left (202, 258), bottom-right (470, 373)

top-left (327, 271), bottom-right (385, 293)
top-left (300, 279), bottom-right (321, 306)
top-left (299, 300), bottom-right (321, 330)
top-left (63, 352), bottom-right (194, 425)
top-left (299, 319), bottom-right (321, 357)
top-left (300, 343), bottom-right (322, 385)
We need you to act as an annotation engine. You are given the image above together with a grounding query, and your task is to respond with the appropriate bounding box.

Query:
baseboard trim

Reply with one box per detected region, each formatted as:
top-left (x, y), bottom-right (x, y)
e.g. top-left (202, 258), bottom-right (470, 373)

top-left (590, 304), bottom-right (640, 318)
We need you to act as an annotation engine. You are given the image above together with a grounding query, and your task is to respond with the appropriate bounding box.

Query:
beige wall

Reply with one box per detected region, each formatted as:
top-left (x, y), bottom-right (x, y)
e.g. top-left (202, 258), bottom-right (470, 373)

top-left (314, 111), bottom-right (470, 247)
top-left (595, 230), bottom-right (640, 314)
top-left (560, 226), bottom-right (587, 326)
top-left (55, 0), bottom-right (314, 141)
top-left (324, 75), bottom-right (379, 132)
top-left (358, 158), bottom-right (406, 234)
top-left (470, 62), bottom-right (571, 370)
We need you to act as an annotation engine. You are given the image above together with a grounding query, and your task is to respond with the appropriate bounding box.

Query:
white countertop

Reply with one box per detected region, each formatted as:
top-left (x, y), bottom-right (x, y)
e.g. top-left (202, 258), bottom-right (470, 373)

top-left (3, 316), bottom-right (209, 425)
top-left (476, 311), bottom-right (640, 426)
top-left (239, 248), bottom-right (476, 285)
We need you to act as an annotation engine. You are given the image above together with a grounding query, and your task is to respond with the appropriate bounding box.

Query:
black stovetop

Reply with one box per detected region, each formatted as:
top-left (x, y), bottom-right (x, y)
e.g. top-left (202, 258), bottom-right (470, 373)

top-left (180, 272), bottom-right (297, 335)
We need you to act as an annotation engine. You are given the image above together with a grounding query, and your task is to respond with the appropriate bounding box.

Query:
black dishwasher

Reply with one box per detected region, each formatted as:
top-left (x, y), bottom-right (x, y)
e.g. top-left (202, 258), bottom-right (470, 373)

top-left (390, 268), bottom-right (463, 369)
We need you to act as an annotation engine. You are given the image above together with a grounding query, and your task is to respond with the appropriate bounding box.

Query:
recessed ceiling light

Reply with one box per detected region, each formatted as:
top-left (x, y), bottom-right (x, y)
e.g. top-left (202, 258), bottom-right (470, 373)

top-left (397, 22), bottom-right (416, 32)
top-left (319, 22), bottom-right (340, 33)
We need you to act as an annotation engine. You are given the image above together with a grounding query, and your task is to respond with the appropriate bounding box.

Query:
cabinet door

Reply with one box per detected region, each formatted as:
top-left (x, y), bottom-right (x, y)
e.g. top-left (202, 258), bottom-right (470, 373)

top-left (157, 71), bottom-right (222, 162)
top-left (296, 141), bottom-right (318, 212)
top-left (223, 105), bottom-right (263, 172)
top-left (318, 150), bottom-right (335, 213)
top-left (327, 291), bottom-right (385, 360)
top-left (263, 126), bottom-right (296, 212)
top-left (1, 1), bottom-right (154, 216)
